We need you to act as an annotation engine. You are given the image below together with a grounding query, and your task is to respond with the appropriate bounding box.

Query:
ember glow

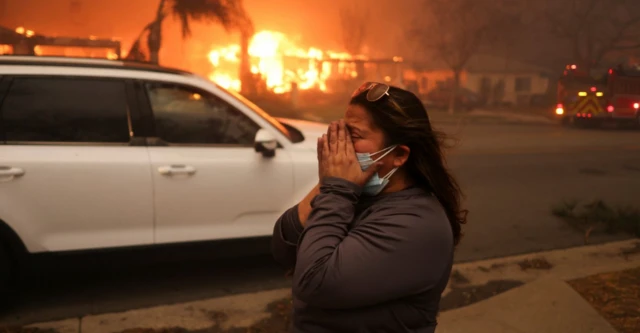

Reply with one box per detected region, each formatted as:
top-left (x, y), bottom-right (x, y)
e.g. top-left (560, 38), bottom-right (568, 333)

top-left (8, 26), bottom-right (121, 60)
top-left (208, 30), bottom-right (366, 94)
top-left (15, 26), bottom-right (35, 37)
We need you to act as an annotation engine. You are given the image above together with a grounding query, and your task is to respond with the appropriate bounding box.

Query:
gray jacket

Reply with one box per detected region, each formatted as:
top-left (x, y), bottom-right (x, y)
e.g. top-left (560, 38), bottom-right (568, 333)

top-left (272, 177), bottom-right (454, 333)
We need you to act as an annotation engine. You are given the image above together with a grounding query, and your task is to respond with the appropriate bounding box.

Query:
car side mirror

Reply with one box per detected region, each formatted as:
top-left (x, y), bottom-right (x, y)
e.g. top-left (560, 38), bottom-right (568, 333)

top-left (254, 129), bottom-right (278, 158)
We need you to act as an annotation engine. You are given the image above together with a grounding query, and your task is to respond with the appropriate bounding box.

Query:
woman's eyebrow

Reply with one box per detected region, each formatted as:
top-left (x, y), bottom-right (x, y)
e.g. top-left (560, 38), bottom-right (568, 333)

top-left (346, 124), bottom-right (362, 134)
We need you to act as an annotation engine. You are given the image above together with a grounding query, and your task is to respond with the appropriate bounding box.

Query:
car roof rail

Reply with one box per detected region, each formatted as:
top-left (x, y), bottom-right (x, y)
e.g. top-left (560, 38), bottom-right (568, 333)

top-left (0, 55), bottom-right (193, 76)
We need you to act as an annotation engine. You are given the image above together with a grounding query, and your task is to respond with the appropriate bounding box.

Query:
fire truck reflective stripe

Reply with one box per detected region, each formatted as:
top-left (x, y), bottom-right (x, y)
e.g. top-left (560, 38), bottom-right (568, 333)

top-left (572, 95), bottom-right (602, 115)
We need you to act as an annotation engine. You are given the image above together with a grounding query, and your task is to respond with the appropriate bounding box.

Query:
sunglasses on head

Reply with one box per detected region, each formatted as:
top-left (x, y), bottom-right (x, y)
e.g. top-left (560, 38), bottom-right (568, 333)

top-left (351, 82), bottom-right (392, 102)
top-left (351, 82), bottom-right (408, 116)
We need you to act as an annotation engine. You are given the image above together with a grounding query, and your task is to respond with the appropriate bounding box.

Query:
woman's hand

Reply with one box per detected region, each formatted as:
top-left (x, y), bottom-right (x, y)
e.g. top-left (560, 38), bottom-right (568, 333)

top-left (319, 120), bottom-right (381, 187)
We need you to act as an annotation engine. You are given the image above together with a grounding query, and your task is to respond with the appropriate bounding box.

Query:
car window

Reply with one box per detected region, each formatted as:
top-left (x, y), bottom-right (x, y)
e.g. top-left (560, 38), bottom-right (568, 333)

top-left (219, 85), bottom-right (293, 142)
top-left (145, 82), bottom-right (260, 145)
top-left (1, 77), bottom-right (131, 143)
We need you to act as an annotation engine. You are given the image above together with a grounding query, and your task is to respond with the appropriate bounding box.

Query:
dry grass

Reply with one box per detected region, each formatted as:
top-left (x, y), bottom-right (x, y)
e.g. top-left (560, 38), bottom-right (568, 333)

top-left (569, 266), bottom-right (640, 333)
top-left (552, 200), bottom-right (640, 243)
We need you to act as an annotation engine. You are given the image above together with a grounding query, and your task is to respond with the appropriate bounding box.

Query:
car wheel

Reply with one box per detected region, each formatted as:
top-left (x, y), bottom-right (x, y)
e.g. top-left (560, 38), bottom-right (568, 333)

top-left (0, 245), bottom-right (14, 308)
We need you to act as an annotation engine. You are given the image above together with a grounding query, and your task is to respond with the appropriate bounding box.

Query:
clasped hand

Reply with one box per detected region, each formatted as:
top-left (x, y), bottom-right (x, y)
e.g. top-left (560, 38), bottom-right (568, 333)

top-left (317, 120), bottom-right (381, 187)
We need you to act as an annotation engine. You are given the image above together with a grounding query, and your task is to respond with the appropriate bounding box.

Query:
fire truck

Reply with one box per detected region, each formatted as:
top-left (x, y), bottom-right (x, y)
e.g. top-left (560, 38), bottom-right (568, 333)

top-left (555, 64), bottom-right (640, 127)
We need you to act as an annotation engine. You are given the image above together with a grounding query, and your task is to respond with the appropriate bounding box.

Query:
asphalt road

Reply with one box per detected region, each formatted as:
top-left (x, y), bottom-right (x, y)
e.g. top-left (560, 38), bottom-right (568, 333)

top-left (1, 121), bottom-right (639, 326)
top-left (442, 122), bottom-right (640, 262)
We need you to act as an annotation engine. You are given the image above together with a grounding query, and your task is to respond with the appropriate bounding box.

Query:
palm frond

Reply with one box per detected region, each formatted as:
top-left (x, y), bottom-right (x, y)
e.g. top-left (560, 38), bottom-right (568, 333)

top-left (125, 38), bottom-right (148, 61)
top-left (169, 0), bottom-right (241, 38)
top-left (125, 23), bottom-right (153, 61)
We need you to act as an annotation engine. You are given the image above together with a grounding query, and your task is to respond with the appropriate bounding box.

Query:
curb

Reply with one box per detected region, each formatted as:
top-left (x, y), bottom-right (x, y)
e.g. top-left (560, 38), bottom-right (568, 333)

top-left (24, 239), bottom-right (640, 333)
top-left (446, 239), bottom-right (640, 288)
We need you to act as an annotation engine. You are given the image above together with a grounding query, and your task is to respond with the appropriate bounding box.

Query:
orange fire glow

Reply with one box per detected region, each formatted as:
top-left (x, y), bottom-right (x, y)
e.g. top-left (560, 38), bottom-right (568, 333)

top-left (208, 30), bottom-right (367, 94)
top-left (0, 45), bottom-right (12, 55)
top-left (15, 26), bottom-right (35, 37)
top-left (7, 26), bottom-right (122, 60)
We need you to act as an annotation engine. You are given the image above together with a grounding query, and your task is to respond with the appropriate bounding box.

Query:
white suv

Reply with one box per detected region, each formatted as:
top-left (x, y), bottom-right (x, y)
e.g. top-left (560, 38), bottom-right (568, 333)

top-left (0, 56), bottom-right (324, 294)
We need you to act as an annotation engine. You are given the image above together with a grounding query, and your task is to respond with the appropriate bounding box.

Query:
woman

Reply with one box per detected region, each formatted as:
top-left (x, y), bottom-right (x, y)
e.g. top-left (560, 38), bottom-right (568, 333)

top-left (271, 82), bottom-right (467, 333)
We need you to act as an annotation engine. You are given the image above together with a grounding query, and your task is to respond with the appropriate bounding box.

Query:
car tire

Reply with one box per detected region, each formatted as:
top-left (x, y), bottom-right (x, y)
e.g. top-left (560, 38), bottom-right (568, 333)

top-left (0, 244), bottom-right (14, 309)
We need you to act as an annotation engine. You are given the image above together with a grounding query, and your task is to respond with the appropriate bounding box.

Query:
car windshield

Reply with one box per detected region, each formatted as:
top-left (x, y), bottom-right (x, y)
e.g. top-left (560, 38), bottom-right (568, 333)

top-left (216, 84), bottom-right (292, 141)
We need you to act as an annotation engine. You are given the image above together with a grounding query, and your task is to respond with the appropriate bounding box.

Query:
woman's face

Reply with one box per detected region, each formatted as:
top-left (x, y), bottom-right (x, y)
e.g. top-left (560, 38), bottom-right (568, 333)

top-left (344, 104), bottom-right (385, 154)
top-left (344, 104), bottom-right (401, 176)
top-left (344, 105), bottom-right (410, 188)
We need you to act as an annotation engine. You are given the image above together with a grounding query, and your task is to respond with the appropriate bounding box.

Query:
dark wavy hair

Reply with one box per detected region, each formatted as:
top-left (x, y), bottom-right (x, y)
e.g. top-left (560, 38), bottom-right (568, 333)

top-left (350, 85), bottom-right (467, 245)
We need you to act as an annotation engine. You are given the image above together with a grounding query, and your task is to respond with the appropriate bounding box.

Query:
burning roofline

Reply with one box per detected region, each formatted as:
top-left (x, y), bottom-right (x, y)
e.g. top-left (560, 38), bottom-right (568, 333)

top-left (0, 25), bottom-right (122, 58)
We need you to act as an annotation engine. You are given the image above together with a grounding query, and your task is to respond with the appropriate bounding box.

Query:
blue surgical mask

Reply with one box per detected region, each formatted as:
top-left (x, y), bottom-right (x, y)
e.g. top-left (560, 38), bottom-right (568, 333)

top-left (356, 145), bottom-right (399, 196)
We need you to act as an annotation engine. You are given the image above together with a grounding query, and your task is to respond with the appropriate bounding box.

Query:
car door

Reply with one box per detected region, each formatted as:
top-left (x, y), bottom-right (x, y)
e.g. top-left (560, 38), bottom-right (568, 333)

top-left (140, 81), bottom-right (295, 244)
top-left (0, 75), bottom-right (154, 253)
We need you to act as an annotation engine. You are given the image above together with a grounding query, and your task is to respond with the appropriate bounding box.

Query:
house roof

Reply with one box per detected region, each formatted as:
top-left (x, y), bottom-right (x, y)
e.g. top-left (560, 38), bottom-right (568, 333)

top-left (466, 54), bottom-right (549, 74)
top-left (410, 53), bottom-right (550, 75)
top-left (0, 25), bottom-right (22, 43)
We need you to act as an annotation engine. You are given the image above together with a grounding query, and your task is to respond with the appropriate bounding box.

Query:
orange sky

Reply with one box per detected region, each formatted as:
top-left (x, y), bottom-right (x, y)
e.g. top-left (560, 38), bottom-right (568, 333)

top-left (0, 0), bottom-right (414, 73)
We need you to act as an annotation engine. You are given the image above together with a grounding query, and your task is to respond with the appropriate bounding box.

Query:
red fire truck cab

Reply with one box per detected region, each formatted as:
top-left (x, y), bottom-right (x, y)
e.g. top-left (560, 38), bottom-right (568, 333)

top-left (556, 64), bottom-right (640, 127)
top-left (605, 67), bottom-right (640, 125)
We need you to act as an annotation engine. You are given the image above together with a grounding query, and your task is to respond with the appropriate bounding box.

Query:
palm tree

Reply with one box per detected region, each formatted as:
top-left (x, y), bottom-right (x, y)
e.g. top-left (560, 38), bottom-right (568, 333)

top-left (128, 0), bottom-right (253, 65)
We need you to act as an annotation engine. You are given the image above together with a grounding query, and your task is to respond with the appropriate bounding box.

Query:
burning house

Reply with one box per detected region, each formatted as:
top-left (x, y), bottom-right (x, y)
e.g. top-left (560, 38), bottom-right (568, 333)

top-left (206, 30), bottom-right (405, 99)
top-left (0, 25), bottom-right (122, 59)
top-left (1, 24), bottom-right (405, 103)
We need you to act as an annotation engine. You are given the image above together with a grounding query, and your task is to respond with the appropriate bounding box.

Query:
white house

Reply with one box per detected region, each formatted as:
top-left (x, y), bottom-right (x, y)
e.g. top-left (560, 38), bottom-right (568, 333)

top-left (404, 54), bottom-right (551, 107)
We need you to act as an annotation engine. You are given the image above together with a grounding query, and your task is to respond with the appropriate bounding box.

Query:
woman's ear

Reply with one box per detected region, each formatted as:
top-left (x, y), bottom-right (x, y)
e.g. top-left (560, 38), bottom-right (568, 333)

top-left (393, 145), bottom-right (410, 167)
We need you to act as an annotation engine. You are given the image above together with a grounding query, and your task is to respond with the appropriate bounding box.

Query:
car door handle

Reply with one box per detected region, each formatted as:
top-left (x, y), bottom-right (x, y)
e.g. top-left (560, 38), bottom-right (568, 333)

top-left (0, 166), bottom-right (25, 181)
top-left (158, 165), bottom-right (196, 176)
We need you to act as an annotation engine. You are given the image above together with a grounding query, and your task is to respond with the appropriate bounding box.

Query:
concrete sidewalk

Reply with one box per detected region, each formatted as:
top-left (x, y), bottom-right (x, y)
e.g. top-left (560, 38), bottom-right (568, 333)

top-left (437, 277), bottom-right (618, 333)
top-left (25, 239), bottom-right (640, 333)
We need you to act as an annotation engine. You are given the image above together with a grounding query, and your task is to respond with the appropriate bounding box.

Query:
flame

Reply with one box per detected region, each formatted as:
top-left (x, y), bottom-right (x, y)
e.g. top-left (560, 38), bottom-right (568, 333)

top-left (15, 26), bottom-right (35, 37)
top-left (106, 50), bottom-right (119, 60)
top-left (208, 30), bottom-right (365, 94)
top-left (9, 25), bottom-right (121, 60)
